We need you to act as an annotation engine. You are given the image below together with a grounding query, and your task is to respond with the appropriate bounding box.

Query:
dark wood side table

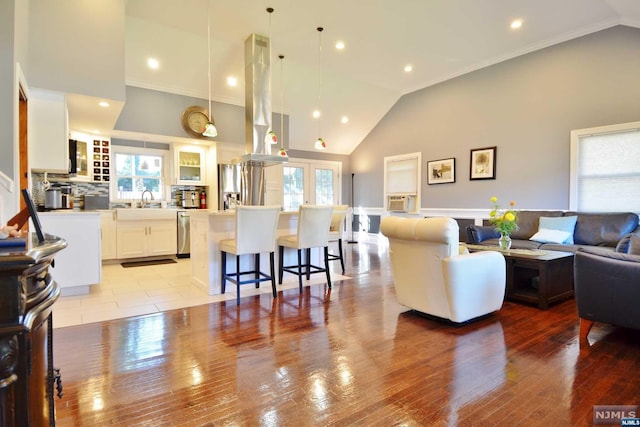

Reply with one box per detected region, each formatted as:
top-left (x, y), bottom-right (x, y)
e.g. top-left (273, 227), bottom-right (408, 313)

top-left (0, 233), bottom-right (66, 426)
top-left (465, 245), bottom-right (575, 309)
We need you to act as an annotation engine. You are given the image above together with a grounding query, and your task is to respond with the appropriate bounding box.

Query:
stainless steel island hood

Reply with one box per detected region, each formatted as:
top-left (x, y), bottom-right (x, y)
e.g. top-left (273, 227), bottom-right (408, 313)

top-left (241, 33), bottom-right (288, 206)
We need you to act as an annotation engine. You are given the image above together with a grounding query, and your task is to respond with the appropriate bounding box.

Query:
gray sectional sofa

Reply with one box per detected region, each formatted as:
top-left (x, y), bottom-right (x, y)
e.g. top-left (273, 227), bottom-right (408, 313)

top-left (466, 210), bottom-right (639, 253)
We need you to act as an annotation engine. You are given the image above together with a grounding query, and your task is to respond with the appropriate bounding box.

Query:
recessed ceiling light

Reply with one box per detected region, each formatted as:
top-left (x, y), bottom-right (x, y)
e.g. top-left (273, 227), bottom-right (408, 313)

top-left (335, 41), bottom-right (345, 50)
top-left (510, 19), bottom-right (523, 30)
top-left (404, 64), bottom-right (413, 73)
top-left (312, 110), bottom-right (321, 118)
top-left (98, 101), bottom-right (110, 108)
top-left (92, 129), bottom-right (100, 134)
top-left (341, 116), bottom-right (349, 124)
top-left (147, 57), bottom-right (159, 69)
top-left (227, 76), bottom-right (238, 87)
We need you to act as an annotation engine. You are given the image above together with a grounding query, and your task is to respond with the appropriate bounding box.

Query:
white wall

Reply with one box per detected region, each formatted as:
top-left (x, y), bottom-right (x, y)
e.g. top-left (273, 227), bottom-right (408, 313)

top-left (27, 0), bottom-right (126, 102)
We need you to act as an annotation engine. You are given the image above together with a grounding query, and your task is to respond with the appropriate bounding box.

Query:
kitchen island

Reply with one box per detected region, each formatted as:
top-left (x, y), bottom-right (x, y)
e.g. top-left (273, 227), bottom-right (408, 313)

top-left (191, 209), bottom-right (331, 295)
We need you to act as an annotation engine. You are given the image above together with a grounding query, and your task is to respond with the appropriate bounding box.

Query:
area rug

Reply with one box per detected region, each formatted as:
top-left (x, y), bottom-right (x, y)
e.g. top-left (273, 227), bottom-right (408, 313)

top-left (121, 259), bottom-right (178, 268)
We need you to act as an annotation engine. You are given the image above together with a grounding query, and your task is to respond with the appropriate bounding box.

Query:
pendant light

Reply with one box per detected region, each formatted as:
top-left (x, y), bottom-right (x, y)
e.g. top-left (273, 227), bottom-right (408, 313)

top-left (314, 27), bottom-right (326, 150)
top-left (202, 0), bottom-right (218, 138)
top-left (264, 7), bottom-right (278, 145)
top-left (278, 54), bottom-right (288, 157)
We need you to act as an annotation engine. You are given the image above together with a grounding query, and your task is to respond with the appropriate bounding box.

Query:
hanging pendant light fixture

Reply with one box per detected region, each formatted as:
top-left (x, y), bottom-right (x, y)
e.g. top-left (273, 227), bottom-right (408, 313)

top-left (278, 54), bottom-right (288, 157)
top-left (203, 0), bottom-right (218, 138)
top-left (314, 27), bottom-right (326, 150)
top-left (264, 7), bottom-right (278, 146)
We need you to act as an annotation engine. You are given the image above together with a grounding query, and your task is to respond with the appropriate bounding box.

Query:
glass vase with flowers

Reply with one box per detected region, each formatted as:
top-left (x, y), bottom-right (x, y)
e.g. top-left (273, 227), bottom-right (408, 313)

top-left (489, 196), bottom-right (519, 250)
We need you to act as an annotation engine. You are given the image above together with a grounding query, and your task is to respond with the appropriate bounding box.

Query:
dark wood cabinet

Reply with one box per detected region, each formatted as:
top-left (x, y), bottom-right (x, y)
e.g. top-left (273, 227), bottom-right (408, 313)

top-left (0, 235), bottom-right (66, 427)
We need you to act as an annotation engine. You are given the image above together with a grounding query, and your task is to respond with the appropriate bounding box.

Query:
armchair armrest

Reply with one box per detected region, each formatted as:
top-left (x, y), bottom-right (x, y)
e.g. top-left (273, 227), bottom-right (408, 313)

top-left (466, 225), bottom-right (500, 244)
top-left (574, 247), bottom-right (640, 331)
top-left (443, 251), bottom-right (506, 322)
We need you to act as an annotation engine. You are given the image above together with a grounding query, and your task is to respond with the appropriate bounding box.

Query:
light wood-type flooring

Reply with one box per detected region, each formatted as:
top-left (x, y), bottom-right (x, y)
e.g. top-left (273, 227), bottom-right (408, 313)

top-left (53, 239), bottom-right (640, 426)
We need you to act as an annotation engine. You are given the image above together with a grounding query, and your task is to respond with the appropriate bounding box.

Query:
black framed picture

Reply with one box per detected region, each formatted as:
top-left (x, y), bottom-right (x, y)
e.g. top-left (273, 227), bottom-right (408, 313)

top-left (470, 146), bottom-right (497, 180)
top-left (427, 158), bottom-right (455, 185)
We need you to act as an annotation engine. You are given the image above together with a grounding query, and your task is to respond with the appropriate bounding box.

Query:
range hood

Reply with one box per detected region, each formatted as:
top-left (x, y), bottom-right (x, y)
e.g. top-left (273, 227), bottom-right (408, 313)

top-left (243, 33), bottom-right (286, 167)
top-left (241, 33), bottom-right (287, 206)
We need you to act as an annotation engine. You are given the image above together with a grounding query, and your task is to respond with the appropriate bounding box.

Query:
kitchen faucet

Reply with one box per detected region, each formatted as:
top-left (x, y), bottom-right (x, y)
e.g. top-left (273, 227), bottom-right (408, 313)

top-left (141, 190), bottom-right (154, 208)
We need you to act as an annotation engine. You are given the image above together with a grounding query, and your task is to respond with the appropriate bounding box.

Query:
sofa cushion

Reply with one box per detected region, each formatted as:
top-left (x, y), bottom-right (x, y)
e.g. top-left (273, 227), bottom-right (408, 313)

top-left (538, 215), bottom-right (578, 244)
top-left (630, 234), bottom-right (640, 255)
top-left (530, 228), bottom-right (571, 244)
top-left (564, 212), bottom-right (640, 247)
top-left (510, 210), bottom-right (563, 239)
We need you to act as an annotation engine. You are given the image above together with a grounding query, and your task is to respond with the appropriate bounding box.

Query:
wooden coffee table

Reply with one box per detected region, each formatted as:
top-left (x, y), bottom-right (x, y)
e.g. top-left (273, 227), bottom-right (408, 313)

top-left (465, 245), bottom-right (575, 309)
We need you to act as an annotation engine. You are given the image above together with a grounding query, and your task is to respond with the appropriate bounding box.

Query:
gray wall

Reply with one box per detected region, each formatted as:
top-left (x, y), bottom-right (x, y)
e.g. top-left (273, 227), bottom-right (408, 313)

top-left (116, 86), bottom-right (352, 204)
top-left (350, 25), bottom-right (640, 211)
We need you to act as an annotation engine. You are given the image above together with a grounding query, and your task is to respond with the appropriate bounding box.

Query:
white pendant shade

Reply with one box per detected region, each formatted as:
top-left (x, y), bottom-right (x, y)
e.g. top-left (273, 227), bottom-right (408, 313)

top-left (203, 122), bottom-right (218, 137)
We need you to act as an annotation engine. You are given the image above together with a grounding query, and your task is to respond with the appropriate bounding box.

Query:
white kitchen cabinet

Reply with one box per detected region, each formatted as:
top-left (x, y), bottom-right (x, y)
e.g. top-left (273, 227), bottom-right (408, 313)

top-left (116, 219), bottom-right (177, 259)
top-left (38, 212), bottom-right (101, 296)
top-left (174, 145), bottom-right (206, 185)
top-left (30, 88), bottom-right (70, 173)
top-left (100, 210), bottom-right (117, 260)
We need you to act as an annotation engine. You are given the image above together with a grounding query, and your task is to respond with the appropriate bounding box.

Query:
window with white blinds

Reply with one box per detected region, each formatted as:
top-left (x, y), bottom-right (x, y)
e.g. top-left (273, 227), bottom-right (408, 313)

top-left (570, 122), bottom-right (640, 212)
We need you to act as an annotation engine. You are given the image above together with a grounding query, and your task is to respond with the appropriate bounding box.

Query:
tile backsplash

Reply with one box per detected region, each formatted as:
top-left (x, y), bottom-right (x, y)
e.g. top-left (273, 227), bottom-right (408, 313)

top-left (31, 172), bottom-right (207, 210)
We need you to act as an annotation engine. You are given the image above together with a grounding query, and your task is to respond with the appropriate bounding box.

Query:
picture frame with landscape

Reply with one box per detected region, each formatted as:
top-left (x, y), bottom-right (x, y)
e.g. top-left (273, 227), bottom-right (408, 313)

top-left (427, 157), bottom-right (456, 185)
top-left (470, 146), bottom-right (496, 180)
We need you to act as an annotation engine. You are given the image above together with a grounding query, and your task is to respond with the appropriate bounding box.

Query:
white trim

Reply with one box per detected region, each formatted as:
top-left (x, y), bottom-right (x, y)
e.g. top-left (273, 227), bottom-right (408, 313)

top-left (0, 171), bottom-right (14, 192)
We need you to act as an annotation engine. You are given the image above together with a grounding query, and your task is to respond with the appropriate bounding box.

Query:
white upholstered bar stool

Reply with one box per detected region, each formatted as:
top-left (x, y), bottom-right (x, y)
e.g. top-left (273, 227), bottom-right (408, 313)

top-left (327, 204), bottom-right (349, 274)
top-left (220, 205), bottom-right (281, 305)
top-left (278, 205), bottom-right (334, 292)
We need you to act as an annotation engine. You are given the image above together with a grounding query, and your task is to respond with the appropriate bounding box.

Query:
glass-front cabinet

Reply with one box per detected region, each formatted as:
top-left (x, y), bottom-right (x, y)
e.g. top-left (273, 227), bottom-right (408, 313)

top-left (174, 145), bottom-right (206, 185)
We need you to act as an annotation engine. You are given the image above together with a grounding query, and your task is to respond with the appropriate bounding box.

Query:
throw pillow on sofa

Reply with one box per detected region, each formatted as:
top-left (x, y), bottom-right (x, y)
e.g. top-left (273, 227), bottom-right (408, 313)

top-left (535, 216), bottom-right (578, 244)
top-left (530, 228), bottom-right (572, 244)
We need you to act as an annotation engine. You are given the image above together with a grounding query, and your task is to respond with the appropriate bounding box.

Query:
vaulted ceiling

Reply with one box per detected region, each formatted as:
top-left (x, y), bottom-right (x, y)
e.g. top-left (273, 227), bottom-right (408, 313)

top-left (95, 0), bottom-right (640, 154)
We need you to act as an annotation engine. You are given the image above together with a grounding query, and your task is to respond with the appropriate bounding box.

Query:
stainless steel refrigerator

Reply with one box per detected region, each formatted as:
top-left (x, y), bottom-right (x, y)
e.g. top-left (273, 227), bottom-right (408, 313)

top-left (218, 164), bottom-right (242, 210)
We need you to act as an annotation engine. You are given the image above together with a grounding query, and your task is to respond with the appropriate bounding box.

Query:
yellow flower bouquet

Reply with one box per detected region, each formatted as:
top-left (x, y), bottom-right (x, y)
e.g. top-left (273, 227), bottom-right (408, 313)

top-left (489, 196), bottom-right (519, 236)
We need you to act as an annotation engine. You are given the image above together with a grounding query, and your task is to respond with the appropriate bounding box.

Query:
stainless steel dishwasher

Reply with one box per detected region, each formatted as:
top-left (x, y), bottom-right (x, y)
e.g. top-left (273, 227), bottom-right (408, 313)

top-left (177, 210), bottom-right (191, 258)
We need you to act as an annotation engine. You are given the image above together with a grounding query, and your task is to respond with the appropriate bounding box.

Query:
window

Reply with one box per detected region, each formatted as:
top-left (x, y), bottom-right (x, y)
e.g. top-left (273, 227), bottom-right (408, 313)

top-left (111, 147), bottom-right (166, 201)
top-left (570, 121), bottom-right (640, 212)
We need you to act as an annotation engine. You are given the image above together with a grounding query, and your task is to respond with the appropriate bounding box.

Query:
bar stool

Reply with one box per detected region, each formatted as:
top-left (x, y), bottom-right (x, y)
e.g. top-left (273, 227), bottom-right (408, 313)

top-left (327, 204), bottom-right (349, 274)
top-left (278, 205), bottom-right (334, 292)
top-left (220, 205), bottom-right (281, 305)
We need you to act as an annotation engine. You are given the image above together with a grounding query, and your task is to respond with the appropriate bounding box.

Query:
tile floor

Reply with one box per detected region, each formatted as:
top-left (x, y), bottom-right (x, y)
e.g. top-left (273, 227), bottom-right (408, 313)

top-left (53, 258), bottom-right (348, 328)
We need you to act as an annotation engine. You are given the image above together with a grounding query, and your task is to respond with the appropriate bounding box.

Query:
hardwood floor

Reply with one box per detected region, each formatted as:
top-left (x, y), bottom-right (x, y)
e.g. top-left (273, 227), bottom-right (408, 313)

top-left (53, 240), bottom-right (640, 426)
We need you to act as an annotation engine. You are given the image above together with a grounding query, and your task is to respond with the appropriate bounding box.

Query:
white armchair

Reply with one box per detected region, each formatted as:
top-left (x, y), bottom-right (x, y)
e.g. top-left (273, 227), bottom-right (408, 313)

top-left (381, 216), bottom-right (506, 323)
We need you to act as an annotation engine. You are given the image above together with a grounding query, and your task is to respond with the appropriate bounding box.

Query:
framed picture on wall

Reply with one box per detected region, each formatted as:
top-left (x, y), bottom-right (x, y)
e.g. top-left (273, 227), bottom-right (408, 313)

top-left (427, 158), bottom-right (455, 184)
top-left (470, 146), bottom-right (496, 180)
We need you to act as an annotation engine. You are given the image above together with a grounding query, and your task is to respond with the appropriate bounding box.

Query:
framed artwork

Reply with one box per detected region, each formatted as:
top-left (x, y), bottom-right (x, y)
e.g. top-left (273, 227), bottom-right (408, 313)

top-left (470, 146), bottom-right (496, 180)
top-left (427, 158), bottom-right (455, 185)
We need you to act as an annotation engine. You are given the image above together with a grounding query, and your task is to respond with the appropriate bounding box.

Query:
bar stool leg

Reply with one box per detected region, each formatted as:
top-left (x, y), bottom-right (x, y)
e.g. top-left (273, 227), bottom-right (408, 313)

top-left (278, 246), bottom-right (284, 284)
top-left (324, 246), bottom-right (332, 288)
top-left (269, 252), bottom-right (277, 298)
top-left (221, 251), bottom-right (227, 294)
top-left (297, 249), bottom-right (303, 291)
top-left (338, 238), bottom-right (345, 274)
top-left (305, 248), bottom-right (311, 280)
top-left (236, 255), bottom-right (241, 305)
top-left (255, 254), bottom-right (260, 287)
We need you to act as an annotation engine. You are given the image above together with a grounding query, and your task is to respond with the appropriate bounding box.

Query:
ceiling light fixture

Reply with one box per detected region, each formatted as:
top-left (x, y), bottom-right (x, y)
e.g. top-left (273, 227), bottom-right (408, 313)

top-left (265, 7), bottom-right (278, 146)
top-left (314, 27), bottom-right (326, 150)
top-left (335, 40), bottom-right (345, 50)
top-left (278, 54), bottom-right (288, 157)
top-left (98, 101), bottom-right (110, 108)
top-left (147, 58), bottom-right (159, 69)
top-left (404, 64), bottom-right (413, 73)
top-left (341, 116), bottom-right (349, 124)
top-left (202, 0), bottom-right (218, 138)
top-left (510, 19), bottom-right (523, 29)
top-left (226, 76), bottom-right (238, 87)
